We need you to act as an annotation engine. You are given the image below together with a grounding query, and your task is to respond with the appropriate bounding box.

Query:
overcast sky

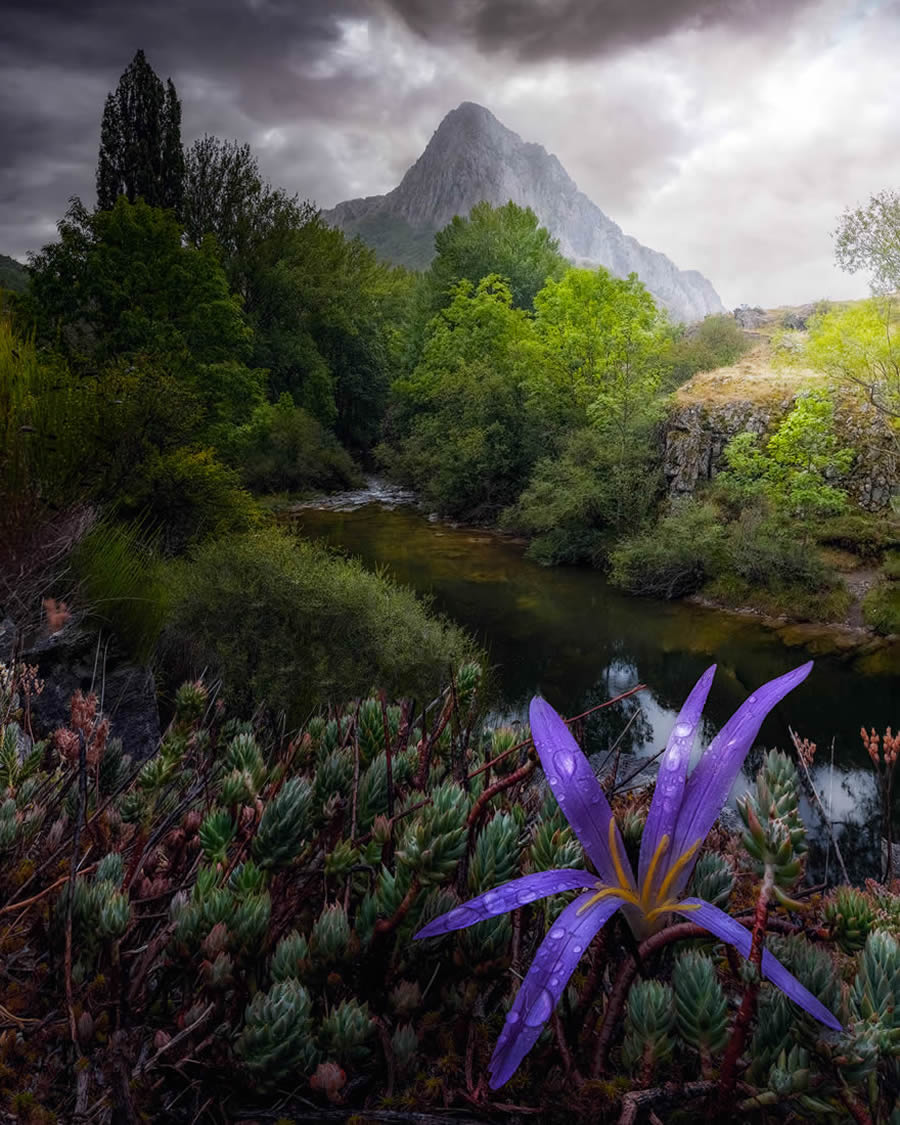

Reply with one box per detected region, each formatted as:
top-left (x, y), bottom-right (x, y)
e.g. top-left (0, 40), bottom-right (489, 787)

top-left (3, 0), bottom-right (898, 308)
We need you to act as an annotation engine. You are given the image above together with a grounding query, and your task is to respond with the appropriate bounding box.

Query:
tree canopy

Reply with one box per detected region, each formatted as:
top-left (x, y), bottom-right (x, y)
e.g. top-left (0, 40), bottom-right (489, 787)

top-left (96, 49), bottom-right (184, 215)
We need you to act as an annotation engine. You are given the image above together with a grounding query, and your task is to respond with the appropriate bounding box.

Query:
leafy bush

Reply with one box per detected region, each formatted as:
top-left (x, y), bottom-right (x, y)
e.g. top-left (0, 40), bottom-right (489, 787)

top-left (505, 427), bottom-right (660, 566)
top-left (609, 501), bottom-right (727, 598)
top-left (121, 448), bottom-right (259, 555)
top-left (726, 510), bottom-right (830, 591)
top-left (222, 394), bottom-right (362, 495)
top-left (662, 313), bottom-right (750, 386)
top-left (862, 580), bottom-right (900, 634)
top-left (164, 527), bottom-right (476, 721)
top-left (815, 513), bottom-right (900, 559)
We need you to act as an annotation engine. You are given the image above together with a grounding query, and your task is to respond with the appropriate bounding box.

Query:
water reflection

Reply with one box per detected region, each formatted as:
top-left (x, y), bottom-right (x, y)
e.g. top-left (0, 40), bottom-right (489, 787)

top-left (288, 498), bottom-right (899, 883)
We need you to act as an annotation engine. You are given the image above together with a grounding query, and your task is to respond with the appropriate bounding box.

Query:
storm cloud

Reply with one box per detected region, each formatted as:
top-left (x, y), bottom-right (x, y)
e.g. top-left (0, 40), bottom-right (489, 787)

top-left (2, 0), bottom-right (899, 306)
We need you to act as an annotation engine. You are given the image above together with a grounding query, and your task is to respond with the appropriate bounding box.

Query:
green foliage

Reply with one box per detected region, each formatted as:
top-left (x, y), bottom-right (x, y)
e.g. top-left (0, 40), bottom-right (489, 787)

top-left (816, 512), bottom-right (900, 558)
top-left (221, 394), bottom-right (361, 494)
top-left (863, 580), bottom-right (900, 634)
top-left (609, 500), bottom-right (727, 598)
top-left (834, 188), bottom-right (900, 296)
top-left (428, 200), bottom-right (567, 313)
top-left (70, 520), bottom-right (170, 662)
top-left (661, 314), bottom-right (749, 386)
top-left (321, 998), bottom-right (373, 1065)
top-left (96, 50), bottom-right (183, 215)
top-left (804, 298), bottom-right (900, 432)
top-left (718, 389), bottom-right (854, 518)
top-left (385, 275), bottom-right (542, 520)
top-left (395, 781), bottom-right (469, 886)
top-left (164, 527), bottom-right (475, 721)
top-left (120, 447), bottom-right (259, 555)
top-left (504, 426), bottom-right (655, 565)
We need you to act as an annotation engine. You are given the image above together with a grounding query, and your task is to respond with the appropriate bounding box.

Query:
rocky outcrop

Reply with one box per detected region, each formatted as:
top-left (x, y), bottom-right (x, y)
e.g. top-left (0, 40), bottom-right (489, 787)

top-left (323, 102), bottom-right (724, 324)
top-left (663, 394), bottom-right (898, 512)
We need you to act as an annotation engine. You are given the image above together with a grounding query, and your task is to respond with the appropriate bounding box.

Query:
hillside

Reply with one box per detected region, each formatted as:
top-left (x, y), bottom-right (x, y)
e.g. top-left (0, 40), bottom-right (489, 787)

top-left (0, 253), bottom-right (27, 292)
top-left (322, 102), bottom-right (724, 324)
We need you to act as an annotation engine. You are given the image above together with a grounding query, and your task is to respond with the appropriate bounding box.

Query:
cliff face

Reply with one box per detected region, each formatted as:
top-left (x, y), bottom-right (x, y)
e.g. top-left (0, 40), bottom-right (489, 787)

top-left (323, 102), bottom-right (724, 324)
top-left (663, 348), bottom-right (898, 512)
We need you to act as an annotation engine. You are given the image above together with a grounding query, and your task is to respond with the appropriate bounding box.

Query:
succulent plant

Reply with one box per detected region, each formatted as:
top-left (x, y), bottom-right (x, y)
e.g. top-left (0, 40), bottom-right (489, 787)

top-left (270, 929), bottom-right (310, 982)
top-left (622, 979), bottom-right (675, 1080)
top-left (321, 998), bottom-right (373, 1065)
top-left (738, 749), bottom-right (808, 904)
top-left (672, 951), bottom-right (728, 1072)
top-left (236, 979), bottom-right (318, 1085)
top-left (825, 886), bottom-right (877, 953)
top-left (687, 852), bottom-right (735, 908)
top-left (252, 776), bottom-right (312, 868)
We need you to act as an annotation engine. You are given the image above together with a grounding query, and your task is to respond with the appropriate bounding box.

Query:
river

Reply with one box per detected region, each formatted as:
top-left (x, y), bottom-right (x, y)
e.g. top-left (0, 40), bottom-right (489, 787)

top-left (286, 481), bottom-right (900, 883)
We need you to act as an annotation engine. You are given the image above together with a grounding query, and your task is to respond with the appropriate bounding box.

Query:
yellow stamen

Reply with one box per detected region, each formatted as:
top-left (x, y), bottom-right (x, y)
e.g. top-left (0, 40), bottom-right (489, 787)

top-left (576, 885), bottom-right (641, 917)
top-left (655, 838), bottom-right (702, 904)
top-left (645, 899), bottom-right (700, 924)
top-left (640, 833), bottom-right (670, 911)
top-left (608, 817), bottom-right (636, 893)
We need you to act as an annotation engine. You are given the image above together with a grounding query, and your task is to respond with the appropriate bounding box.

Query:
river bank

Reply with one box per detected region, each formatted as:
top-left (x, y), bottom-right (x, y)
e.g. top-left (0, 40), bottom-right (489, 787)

top-left (288, 476), bottom-right (897, 657)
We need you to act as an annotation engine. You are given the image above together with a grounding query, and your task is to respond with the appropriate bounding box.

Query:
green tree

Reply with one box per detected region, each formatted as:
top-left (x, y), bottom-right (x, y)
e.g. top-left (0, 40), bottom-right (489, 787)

top-left (804, 300), bottom-right (900, 441)
top-left (96, 50), bottom-right (184, 215)
top-left (428, 201), bottom-right (567, 313)
top-left (532, 267), bottom-right (669, 531)
top-left (834, 189), bottom-right (900, 296)
top-left (385, 276), bottom-right (543, 519)
top-left (182, 135), bottom-right (308, 297)
top-left (24, 197), bottom-right (261, 430)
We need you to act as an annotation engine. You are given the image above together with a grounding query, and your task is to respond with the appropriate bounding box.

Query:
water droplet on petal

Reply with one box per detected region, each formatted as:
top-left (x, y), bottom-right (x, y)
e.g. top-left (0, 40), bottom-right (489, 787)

top-left (549, 927), bottom-right (565, 940)
top-left (748, 694), bottom-right (757, 704)
top-left (506, 1010), bottom-right (520, 1025)
top-left (550, 975), bottom-right (560, 987)
top-left (483, 890), bottom-right (499, 907)
top-left (572, 944), bottom-right (583, 953)
top-left (549, 777), bottom-right (559, 787)
top-left (666, 749), bottom-right (682, 770)
top-left (674, 722), bottom-right (693, 738)
top-left (525, 989), bottom-right (554, 1027)
top-left (554, 750), bottom-right (576, 777)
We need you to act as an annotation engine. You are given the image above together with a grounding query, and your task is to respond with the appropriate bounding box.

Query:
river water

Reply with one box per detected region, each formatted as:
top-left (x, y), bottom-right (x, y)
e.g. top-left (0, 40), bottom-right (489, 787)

top-left (287, 481), bottom-right (900, 882)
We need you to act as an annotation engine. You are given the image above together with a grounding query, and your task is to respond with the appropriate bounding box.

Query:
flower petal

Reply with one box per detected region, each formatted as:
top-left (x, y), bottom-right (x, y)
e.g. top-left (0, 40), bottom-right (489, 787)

top-left (529, 696), bottom-right (635, 891)
top-left (638, 665), bottom-right (715, 893)
top-left (675, 898), bottom-right (842, 1031)
top-left (487, 891), bottom-right (626, 1088)
top-left (413, 870), bottom-right (598, 940)
top-left (669, 662), bottom-right (813, 899)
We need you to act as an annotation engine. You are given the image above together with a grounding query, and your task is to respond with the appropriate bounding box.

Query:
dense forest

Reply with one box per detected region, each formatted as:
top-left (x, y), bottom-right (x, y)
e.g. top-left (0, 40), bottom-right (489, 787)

top-left (1, 49), bottom-right (899, 1124)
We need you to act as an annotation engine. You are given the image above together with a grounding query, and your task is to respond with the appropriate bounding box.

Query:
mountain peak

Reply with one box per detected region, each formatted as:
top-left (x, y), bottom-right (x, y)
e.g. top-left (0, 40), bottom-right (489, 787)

top-left (322, 106), bottom-right (724, 322)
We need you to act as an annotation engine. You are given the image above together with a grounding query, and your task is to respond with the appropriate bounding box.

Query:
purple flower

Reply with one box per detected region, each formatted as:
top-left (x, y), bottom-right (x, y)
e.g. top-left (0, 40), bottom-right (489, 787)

top-left (414, 661), bottom-right (841, 1088)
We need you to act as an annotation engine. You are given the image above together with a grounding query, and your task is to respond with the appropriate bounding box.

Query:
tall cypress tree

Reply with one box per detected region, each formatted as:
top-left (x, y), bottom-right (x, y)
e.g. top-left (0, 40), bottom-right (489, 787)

top-left (96, 50), bottom-right (184, 215)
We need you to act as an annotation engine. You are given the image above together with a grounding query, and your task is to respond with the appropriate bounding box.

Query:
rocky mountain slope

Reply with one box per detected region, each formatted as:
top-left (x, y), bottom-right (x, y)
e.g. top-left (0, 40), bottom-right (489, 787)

top-left (322, 102), bottom-right (724, 324)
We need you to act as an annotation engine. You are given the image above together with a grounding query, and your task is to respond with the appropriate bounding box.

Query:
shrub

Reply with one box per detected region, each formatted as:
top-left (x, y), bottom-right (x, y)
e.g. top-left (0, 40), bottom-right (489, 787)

top-left (70, 521), bottom-right (170, 662)
top-left (121, 448), bottom-right (259, 555)
top-left (222, 394), bottom-right (361, 495)
top-left (815, 513), bottom-right (900, 560)
top-left (727, 511), bottom-right (830, 591)
top-left (862, 580), bottom-right (900, 634)
top-left (164, 527), bottom-right (476, 721)
top-left (609, 500), bottom-right (727, 598)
